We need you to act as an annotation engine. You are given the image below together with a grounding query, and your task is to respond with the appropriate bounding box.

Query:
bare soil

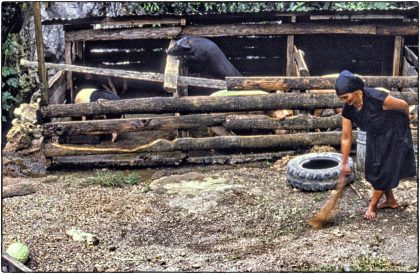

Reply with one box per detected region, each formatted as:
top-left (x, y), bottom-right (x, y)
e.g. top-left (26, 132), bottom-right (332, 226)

top-left (1, 150), bottom-right (418, 272)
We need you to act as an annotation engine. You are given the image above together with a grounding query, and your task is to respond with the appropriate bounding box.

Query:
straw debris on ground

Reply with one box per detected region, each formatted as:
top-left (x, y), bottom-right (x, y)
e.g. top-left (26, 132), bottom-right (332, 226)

top-left (2, 150), bottom-right (418, 272)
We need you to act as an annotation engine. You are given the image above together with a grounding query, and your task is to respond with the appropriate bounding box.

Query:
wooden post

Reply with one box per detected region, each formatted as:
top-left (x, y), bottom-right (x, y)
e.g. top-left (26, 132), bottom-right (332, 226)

top-left (392, 36), bottom-right (404, 77)
top-left (164, 40), bottom-right (189, 137)
top-left (32, 2), bottom-right (49, 106)
top-left (286, 16), bottom-right (296, 77)
top-left (65, 41), bottom-right (74, 103)
top-left (164, 40), bottom-right (181, 93)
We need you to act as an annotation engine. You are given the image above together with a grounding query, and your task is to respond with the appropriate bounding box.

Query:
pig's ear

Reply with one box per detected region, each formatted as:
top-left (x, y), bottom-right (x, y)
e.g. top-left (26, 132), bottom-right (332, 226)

top-left (177, 37), bottom-right (191, 49)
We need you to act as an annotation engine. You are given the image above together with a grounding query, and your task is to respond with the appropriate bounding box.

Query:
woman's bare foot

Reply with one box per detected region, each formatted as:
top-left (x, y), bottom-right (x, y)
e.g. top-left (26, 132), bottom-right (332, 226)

top-left (378, 190), bottom-right (399, 209)
top-left (364, 205), bottom-right (377, 220)
top-left (378, 200), bottom-right (399, 209)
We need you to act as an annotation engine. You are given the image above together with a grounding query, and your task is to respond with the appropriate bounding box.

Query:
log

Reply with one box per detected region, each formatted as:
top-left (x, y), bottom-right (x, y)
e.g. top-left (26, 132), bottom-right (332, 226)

top-left (48, 152), bottom-right (186, 169)
top-left (225, 114), bottom-right (342, 130)
top-left (43, 114), bottom-right (227, 137)
top-left (46, 150), bottom-right (297, 169)
top-left (181, 22), bottom-right (417, 37)
top-left (64, 23), bottom-right (418, 42)
top-left (65, 26), bottom-right (182, 41)
top-left (20, 59), bottom-right (226, 90)
top-left (44, 131), bottom-right (353, 157)
top-left (2, 183), bottom-right (37, 198)
top-left (186, 150), bottom-right (297, 165)
top-left (226, 76), bottom-right (418, 90)
top-left (33, 2), bottom-right (49, 106)
top-left (43, 113), bottom-right (342, 137)
top-left (40, 92), bottom-right (418, 119)
top-left (404, 46), bottom-right (419, 70)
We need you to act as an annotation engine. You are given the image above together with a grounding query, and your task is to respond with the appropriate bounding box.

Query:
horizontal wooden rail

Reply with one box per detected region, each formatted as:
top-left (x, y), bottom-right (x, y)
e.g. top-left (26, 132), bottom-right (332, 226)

top-left (226, 76), bottom-right (419, 90)
top-left (43, 113), bottom-right (343, 137)
top-left (41, 92), bottom-right (418, 119)
top-left (47, 150), bottom-right (297, 169)
top-left (44, 131), bottom-right (352, 157)
top-left (43, 114), bottom-right (226, 137)
top-left (64, 22), bottom-right (418, 41)
top-left (20, 60), bottom-right (226, 90)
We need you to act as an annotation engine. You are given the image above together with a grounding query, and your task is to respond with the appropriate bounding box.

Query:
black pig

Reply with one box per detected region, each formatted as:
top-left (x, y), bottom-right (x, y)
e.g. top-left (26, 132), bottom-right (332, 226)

top-left (75, 88), bottom-right (122, 142)
top-left (166, 36), bottom-right (241, 80)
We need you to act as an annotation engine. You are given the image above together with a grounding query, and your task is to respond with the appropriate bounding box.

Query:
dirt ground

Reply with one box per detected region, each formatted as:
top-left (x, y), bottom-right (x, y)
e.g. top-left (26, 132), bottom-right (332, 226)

top-left (1, 149), bottom-right (418, 272)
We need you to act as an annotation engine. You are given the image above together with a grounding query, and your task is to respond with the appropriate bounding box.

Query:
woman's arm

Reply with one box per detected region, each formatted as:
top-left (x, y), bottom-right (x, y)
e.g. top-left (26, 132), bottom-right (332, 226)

top-left (341, 117), bottom-right (353, 174)
top-left (383, 95), bottom-right (410, 118)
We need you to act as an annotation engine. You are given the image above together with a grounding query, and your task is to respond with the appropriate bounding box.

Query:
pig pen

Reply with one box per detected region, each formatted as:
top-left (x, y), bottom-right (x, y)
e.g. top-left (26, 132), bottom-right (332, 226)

top-left (3, 8), bottom-right (419, 272)
top-left (24, 9), bottom-right (418, 170)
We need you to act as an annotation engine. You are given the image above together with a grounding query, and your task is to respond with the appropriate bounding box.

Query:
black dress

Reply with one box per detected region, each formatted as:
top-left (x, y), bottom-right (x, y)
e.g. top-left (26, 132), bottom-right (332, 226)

top-left (342, 87), bottom-right (416, 190)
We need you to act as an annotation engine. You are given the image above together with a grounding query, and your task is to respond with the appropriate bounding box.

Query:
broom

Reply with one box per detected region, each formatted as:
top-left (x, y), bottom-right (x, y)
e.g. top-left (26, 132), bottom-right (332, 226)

top-left (308, 174), bottom-right (347, 229)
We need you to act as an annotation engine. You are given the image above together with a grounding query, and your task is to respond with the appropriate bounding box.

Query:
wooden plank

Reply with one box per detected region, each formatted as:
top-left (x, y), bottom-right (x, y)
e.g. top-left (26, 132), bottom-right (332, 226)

top-left (40, 92), bottom-right (418, 119)
top-left (64, 23), bottom-right (418, 41)
top-left (21, 59), bottom-right (226, 90)
top-left (164, 40), bottom-right (181, 93)
top-left (65, 42), bottom-right (73, 103)
top-left (404, 45), bottom-right (419, 70)
top-left (44, 131), bottom-right (352, 157)
top-left (226, 76), bottom-right (418, 91)
top-left (402, 57), bottom-right (419, 93)
top-left (286, 16), bottom-right (296, 77)
top-left (392, 36), bottom-right (404, 76)
top-left (286, 36), bottom-right (295, 76)
top-left (293, 46), bottom-right (310, 77)
top-left (2, 254), bottom-right (32, 272)
top-left (310, 15), bottom-right (406, 20)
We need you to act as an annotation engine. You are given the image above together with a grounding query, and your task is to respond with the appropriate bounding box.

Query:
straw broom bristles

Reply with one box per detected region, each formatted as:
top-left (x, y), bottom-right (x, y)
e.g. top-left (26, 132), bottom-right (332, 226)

top-left (308, 175), bottom-right (346, 229)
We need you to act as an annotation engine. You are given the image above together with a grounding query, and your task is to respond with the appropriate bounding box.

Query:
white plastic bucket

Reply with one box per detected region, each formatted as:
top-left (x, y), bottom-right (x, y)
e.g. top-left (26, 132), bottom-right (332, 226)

top-left (356, 129), bottom-right (366, 175)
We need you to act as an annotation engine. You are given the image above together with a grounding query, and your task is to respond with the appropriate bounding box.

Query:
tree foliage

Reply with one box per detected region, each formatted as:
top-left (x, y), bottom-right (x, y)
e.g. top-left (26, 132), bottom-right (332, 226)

top-left (115, 2), bottom-right (412, 16)
top-left (1, 3), bottom-right (36, 123)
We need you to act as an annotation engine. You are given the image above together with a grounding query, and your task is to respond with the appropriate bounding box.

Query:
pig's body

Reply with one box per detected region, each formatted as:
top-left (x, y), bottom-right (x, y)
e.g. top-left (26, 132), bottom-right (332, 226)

top-left (75, 88), bottom-right (121, 142)
top-left (166, 36), bottom-right (241, 80)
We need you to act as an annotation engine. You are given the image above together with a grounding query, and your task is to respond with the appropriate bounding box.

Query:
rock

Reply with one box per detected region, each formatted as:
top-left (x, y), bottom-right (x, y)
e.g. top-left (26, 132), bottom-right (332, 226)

top-left (5, 102), bottom-right (41, 152)
top-left (66, 228), bottom-right (99, 246)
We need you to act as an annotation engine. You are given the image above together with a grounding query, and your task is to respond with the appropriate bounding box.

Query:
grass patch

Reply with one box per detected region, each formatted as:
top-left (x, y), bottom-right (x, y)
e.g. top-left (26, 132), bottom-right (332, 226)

top-left (297, 254), bottom-right (408, 272)
top-left (351, 254), bottom-right (400, 272)
top-left (81, 170), bottom-right (140, 188)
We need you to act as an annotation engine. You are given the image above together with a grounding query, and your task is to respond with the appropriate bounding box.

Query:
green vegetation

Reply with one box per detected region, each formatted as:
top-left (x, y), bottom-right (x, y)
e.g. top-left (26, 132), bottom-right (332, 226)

top-left (120, 2), bottom-right (406, 15)
top-left (82, 170), bottom-right (141, 188)
top-left (352, 254), bottom-right (396, 272)
top-left (296, 254), bottom-right (410, 272)
top-left (2, 3), bottom-right (37, 124)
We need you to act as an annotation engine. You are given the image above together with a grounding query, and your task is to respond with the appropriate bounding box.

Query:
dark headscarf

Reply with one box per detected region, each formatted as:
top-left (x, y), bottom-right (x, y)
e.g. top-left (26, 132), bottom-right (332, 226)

top-left (335, 70), bottom-right (365, 96)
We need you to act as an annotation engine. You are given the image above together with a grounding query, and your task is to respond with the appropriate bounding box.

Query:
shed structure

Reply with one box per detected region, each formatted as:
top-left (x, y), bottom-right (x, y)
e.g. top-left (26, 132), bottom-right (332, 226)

top-left (28, 8), bottom-right (418, 169)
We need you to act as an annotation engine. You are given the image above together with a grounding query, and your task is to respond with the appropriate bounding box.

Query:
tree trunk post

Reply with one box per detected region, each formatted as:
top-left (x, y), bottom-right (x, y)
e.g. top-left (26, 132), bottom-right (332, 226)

top-left (33, 2), bottom-right (49, 106)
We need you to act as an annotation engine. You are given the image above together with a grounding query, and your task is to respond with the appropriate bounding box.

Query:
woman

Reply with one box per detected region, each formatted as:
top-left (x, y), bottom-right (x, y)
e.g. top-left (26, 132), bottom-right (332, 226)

top-left (335, 70), bottom-right (416, 220)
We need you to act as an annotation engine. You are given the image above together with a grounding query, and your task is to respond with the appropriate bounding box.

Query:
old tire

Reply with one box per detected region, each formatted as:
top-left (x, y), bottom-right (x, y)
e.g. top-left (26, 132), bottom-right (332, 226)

top-left (287, 152), bottom-right (354, 192)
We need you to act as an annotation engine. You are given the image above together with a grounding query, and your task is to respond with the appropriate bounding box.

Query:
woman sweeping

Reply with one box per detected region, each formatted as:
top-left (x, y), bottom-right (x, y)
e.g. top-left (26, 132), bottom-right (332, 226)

top-left (336, 70), bottom-right (416, 220)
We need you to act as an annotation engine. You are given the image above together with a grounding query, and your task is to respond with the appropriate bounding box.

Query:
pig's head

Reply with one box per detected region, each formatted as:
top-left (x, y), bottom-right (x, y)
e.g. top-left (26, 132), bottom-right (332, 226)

top-left (166, 37), bottom-right (194, 60)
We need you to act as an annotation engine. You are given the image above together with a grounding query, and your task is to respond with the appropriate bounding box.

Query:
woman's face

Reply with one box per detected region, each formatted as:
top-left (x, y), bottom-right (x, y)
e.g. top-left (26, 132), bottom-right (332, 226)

top-left (338, 90), bottom-right (360, 106)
